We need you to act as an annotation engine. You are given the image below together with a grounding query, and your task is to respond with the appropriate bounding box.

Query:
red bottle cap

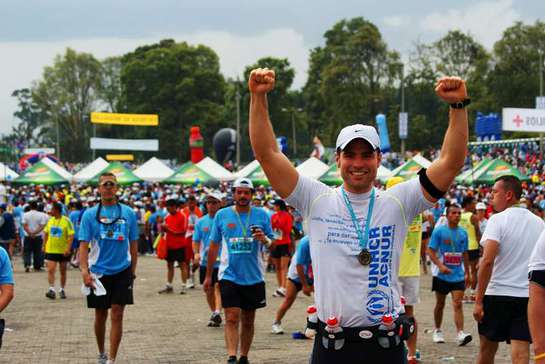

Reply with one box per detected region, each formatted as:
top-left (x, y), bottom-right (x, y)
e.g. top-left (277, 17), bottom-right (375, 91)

top-left (326, 316), bottom-right (338, 326)
top-left (382, 314), bottom-right (393, 324)
top-left (307, 305), bottom-right (317, 314)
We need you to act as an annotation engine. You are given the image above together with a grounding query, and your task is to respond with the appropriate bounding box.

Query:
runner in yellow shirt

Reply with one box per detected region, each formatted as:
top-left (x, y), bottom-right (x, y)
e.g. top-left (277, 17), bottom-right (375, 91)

top-left (43, 202), bottom-right (74, 300)
top-left (387, 177), bottom-right (422, 364)
top-left (460, 196), bottom-right (481, 302)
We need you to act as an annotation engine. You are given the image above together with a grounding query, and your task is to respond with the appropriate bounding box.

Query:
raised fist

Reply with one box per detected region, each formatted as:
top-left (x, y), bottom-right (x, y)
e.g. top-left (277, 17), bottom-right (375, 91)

top-left (435, 76), bottom-right (468, 104)
top-left (248, 68), bottom-right (275, 94)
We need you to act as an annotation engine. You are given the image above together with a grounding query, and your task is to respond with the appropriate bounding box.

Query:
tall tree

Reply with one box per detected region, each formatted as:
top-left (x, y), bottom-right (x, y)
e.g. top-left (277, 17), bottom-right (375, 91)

top-left (32, 48), bottom-right (102, 162)
top-left (303, 17), bottom-right (402, 147)
top-left (121, 39), bottom-right (226, 161)
top-left (11, 88), bottom-right (49, 149)
top-left (488, 21), bottom-right (545, 110)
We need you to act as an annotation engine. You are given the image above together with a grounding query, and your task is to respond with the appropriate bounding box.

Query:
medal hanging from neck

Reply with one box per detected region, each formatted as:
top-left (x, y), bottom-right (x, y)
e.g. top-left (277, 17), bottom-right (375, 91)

top-left (341, 187), bottom-right (376, 266)
top-left (106, 230), bottom-right (114, 238)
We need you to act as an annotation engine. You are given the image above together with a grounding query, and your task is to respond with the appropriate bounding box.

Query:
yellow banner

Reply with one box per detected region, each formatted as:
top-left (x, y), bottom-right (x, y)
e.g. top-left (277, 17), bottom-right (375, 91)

top-left (91, 112), bottom-right (158, 126)
top-left (106, 154), bottom-right (134, 161)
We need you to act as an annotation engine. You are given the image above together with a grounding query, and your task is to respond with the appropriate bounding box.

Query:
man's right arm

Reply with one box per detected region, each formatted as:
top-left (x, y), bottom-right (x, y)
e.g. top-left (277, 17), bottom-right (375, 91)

top-left (248, 68), bottom-right (299, 198)
top-left (0, 284), bottom-right (14, 312)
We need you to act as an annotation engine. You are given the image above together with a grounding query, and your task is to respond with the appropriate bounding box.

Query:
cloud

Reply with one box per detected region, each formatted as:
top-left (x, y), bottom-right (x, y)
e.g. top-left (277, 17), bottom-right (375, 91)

top-left (0, 28), bottom-right (309, 135)
top-left (419, 0), bottom-right (520, 48)
top-left (383, 15), bottom-right (411, 28)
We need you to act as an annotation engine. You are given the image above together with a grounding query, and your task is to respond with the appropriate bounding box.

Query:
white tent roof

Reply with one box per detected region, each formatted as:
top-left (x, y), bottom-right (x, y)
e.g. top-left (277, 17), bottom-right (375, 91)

top-left (0, 162), bottom-right (19, 181)
top-left (235, 160), bottom-right (261, 178)
top-left (296, 157), bottom-right (329, 179)
top-left (73, 157), bottom-right (110, 183)
top-left (196, 157), bottom-right (235, 181)
top-left (377, 165), bottom-right (392, 179)
top-left (412, 154), bottom-right (432, 168)
top-left (134, 157), bottom-right (174, 182)
top-left (41, 157), bottom-right (73, 181)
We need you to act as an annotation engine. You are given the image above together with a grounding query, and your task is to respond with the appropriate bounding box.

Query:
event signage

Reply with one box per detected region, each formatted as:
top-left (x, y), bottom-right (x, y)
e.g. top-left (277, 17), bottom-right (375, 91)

top-left (502, 108), bottom-right (545, 132)
top-left (90, 112), bottom-right (159, 126)
top-left (23, 148), bottom-right (55, 155)
top-left (106, 154), bottom-right (134, 161)
top-left (90, 138), bottom-right (159, 151)
top-left (399, 112), bottom-right (408, 140)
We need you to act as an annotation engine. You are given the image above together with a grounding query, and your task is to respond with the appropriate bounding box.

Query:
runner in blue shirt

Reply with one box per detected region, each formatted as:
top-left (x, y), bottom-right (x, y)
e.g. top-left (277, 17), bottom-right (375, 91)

top-left (0, 246), bottom-right (14, 349)
top-left (427, 203), bottom-right (472, 346)
top-left (79, 172), bottom-right (139, 364)
top-left (204, 178), bottom-right (273, 364)
top-left (193, 192), bottom-right (223, 327)
top-left (271, 236), bottom-right (314, 334)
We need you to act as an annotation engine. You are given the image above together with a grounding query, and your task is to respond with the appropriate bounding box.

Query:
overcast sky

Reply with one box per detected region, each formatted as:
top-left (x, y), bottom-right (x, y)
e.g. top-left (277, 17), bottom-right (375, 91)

top-left (1, 0), bottom-right (543, 136)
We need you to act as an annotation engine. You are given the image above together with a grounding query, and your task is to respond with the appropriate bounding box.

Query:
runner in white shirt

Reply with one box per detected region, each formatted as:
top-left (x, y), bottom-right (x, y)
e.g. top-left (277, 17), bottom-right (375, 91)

top-left (248, 68), bottom-right (469, 363)
top-left (529, 230), bottom-right (545, 364)
top-left (474, 175), bottom-right (545, 364)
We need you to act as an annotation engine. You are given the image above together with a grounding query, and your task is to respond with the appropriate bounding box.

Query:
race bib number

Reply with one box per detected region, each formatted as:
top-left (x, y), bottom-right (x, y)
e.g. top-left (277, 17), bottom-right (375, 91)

top-left (229, 237), bottom-right (253, 254)
top-left (50, 226), bottom-right (62, 238)
top-left (99, 220), bottom-right (127, 242)
top-left (273, 228), bottom-right (283, 240)
top-left (443, 252), bottom-right (462, 266)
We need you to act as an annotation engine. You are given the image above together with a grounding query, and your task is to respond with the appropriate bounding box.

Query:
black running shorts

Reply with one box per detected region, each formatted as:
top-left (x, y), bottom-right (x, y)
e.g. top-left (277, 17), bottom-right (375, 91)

top-left (87, 267), bottom-right (134, 310)
top-left (478, 295), bottom-right (531, 343)
top-left (219, 279), bottom-right (266, 310)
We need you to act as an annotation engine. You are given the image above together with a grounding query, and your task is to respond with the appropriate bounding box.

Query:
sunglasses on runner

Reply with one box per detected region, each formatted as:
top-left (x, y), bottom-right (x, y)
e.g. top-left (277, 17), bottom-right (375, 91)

top-left (100, 181), bottom-right (117, 188)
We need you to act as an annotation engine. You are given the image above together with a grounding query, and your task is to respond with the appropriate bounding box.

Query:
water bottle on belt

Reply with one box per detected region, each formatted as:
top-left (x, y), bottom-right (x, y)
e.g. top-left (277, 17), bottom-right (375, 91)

top-left (377, 313), bottom-right (401, 349)
top-left (305, 305), bottom-right (318, 338)
top-left (322, 316), bottom-right (345, 350)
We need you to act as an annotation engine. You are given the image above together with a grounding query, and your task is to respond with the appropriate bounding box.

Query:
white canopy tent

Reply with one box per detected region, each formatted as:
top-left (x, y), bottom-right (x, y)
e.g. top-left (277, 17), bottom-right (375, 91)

top-left (0, 162), bottom-right (19, 181)
top-left (197, 157), bottom-right (235, 181)
top-left (377, 165), bottom-right (392, 182)
top-left (134, 157), bottom-right (174, 182)
top-left (412, 153), bottom-right (432, 168)
top-left (296, 157), bottom-right (330, 179)
top-left (41, 157), bottom-right (73, 181)
top-left (73, 157), bottom-right (109, 183)
top-left (234, 160), bottom-right (261, 178)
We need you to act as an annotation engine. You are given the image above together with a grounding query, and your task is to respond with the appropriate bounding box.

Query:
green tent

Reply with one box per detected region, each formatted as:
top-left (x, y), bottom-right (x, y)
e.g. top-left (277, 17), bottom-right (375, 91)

top-left (471, 159), bottom-right (529, 185)
top-left (455, 158), bottom-right (491, 185)
top-left (87, 162), bottom-right (142, 185)
top-left (388, 159), bottom-right (424, 180)
top-left (319, 164), bottom-right (342, 186)
top-left (14, 160), bottom-right (68, 185)
top-left (246, 164), bottom-right (270, 186)
top-left (164, 162), bottom-right (216, 185)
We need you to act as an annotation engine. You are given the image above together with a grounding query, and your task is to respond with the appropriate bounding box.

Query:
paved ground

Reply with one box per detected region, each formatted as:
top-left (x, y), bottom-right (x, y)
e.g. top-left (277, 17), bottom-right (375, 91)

top-left (1, 255), bottom-right (515, 363)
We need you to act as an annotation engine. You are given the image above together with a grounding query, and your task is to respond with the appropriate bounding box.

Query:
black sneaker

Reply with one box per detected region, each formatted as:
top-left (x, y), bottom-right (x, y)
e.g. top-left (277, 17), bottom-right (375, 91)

top-left (227, 356), bottom-right (237, 364)
top-left (238, 356), bottom-right (250, 364)
top-left (45, 290), bottom-right (56, 299)
top-left (25, 267), bottom-right (30, 273)
top-left (59, 290), bottom-right (66, 299)
top-left (158, 286), bottom-right (173, 294)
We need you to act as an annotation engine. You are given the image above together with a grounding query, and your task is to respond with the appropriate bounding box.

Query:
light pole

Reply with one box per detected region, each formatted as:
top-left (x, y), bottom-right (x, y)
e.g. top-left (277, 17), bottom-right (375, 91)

top-left (56, 118), bottom-right (60, 160)
top-left (539, 50), bottom-right (544, 159)
top-left (400, 64), bottom-right (406, 157)
top-left (281, 107), bottom-right (303, 157)
top-left (235, 85), bottom-right (241, 167)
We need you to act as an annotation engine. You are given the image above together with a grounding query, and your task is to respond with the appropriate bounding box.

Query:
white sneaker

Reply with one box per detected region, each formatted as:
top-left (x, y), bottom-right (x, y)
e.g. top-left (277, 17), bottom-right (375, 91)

top-left (433, 329), bottom-right (445, 343)
top-left (97, 353), bottom-right (108, 364)
top-left (273, 287), bottom-right (286, 297)
top-left (457, 331), bottom-right (472, 346)
top-left (186, 281), bottom-right (195, 289)
top-left (271, 322), bottom-right (284, 334)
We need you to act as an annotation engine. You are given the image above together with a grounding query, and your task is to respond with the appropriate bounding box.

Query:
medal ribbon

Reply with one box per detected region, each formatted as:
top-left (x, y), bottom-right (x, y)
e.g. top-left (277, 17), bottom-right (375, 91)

top-left (341, 187), bottom-right (376, 252)
top-left (233, 206), bottom-right (252, 237)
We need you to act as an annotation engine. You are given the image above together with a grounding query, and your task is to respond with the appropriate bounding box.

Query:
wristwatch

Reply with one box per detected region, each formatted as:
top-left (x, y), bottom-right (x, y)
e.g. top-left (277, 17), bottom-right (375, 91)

top-left (450, 98), bottom-right (471, 109)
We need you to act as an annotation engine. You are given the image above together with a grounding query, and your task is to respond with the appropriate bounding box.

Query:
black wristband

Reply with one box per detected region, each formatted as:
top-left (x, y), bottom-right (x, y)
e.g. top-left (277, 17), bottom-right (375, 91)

top-left (450, 98), bottom-right (471, 109)
top-left (418, 168), bottom-right (446, 199)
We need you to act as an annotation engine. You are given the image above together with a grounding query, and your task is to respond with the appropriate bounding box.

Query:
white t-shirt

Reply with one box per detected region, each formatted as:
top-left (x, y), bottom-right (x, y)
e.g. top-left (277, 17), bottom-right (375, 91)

top-left (22, 210), bottom-right (50, 237)
top-left (529, 229), bottom-right (545, 272)
top-left (480, 207), bottom-right (545, 297)
top-left (286, 175), bottom-right (433, 327)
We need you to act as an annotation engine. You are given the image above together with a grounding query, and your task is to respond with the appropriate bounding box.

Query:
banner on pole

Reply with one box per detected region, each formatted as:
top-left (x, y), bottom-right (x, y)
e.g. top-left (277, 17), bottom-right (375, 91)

top-left (90, 138), bottom-right (159, 151)
top-left (91, 112), bottom-right (159, 126)
top-left (399, 112), bottom-right (408, 140)
top-left (502, 108), bottom-right (545, 132)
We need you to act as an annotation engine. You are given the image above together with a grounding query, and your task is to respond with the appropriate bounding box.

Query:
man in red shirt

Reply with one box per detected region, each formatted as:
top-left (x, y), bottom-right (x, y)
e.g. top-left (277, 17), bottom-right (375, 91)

top-left (158, 199), bottom-right (188, 294)
top-left (271, 199), bottom-right (294, 297)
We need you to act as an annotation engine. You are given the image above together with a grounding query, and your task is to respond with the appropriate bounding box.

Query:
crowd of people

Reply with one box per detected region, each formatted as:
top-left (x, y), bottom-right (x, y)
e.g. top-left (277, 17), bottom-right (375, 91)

top-left (0, 71), bottom-right (544, 364)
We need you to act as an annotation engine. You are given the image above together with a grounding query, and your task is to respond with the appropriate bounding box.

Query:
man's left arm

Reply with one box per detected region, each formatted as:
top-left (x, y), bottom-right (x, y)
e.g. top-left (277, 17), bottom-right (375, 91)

top-left (423, 77), bottom-right (469, 202)
top-left (473, 239), bottom-right (499, 322)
